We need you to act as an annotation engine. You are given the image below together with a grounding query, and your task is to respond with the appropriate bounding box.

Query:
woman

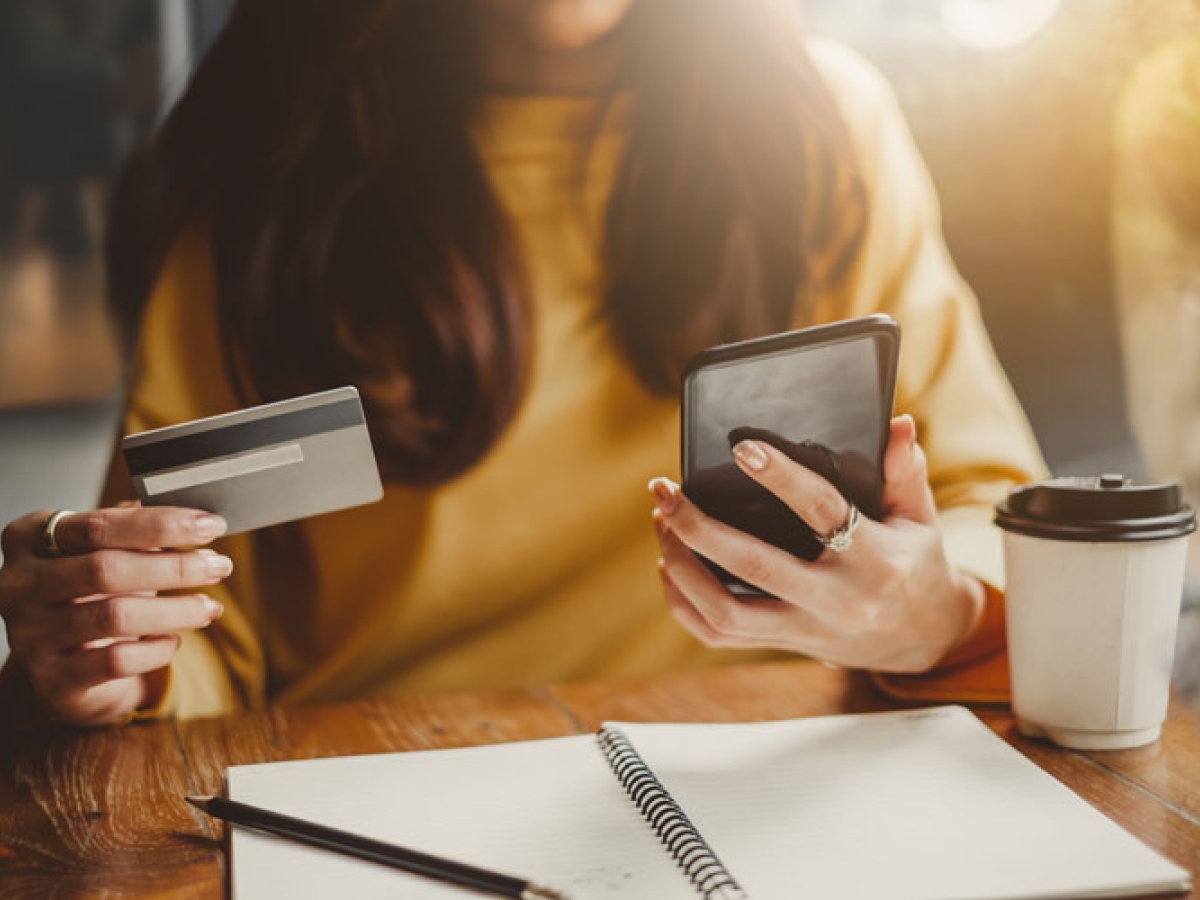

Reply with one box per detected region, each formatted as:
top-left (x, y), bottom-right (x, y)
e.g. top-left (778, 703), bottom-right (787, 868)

top-left (0, 0), bottom-right (1043, 726)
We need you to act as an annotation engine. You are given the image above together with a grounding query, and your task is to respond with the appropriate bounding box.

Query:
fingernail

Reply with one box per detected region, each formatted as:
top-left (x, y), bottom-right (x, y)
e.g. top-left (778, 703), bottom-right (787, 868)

top-left (648, 477), bottom-right (679, 515)
top-left (902, 414), bottom-right (917, 447)
top-left (733, 440), bottom-right (769, 472)
top-left (204, 554), bottom-right (233, 578)
top-left (193, 514), bottom-right (227, 541)
top-left (203, 597), bottom-right (224, 619)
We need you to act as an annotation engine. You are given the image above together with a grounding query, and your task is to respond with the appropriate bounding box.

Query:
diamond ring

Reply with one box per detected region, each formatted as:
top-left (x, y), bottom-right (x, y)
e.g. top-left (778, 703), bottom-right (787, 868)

top-left (816, 503), bottom-right (859, 553)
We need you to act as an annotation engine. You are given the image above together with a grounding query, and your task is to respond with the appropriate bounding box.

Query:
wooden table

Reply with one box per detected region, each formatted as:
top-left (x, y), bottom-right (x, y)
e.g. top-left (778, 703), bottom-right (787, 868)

top-left (1, 660), bottom-right (1198, 898)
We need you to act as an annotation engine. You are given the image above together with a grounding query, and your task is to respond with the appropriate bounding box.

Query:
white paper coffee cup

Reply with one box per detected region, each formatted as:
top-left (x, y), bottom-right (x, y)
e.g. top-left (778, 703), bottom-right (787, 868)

top-left (995, 474), bottom-right (1196, 750)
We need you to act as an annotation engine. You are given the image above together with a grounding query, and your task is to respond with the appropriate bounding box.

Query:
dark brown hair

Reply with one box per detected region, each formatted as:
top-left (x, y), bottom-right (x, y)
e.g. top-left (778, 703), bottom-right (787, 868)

top-left (107, 0), bottom-right (865, 485)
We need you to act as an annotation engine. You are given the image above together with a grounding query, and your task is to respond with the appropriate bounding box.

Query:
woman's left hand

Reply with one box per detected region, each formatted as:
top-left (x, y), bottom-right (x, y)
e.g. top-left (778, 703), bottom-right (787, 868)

top-left (650, 415), bottom-right (985, 673)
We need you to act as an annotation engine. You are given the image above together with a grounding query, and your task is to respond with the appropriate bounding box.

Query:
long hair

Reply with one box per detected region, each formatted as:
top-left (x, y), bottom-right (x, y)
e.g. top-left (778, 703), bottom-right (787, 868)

top-left (106, 0), bottom-right (866, 485)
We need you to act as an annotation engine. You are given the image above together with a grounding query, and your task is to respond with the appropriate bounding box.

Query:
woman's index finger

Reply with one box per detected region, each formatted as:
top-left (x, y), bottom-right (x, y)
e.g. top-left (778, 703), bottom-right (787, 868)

top-left (50, 507), bottom-right (226, 554)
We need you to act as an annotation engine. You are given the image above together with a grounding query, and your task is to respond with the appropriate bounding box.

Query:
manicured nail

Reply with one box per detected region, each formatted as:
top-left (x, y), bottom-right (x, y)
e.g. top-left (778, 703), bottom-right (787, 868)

top-left (648, 477), bottom-right (680, 514)
top-left (193, 514), bottom-right (227, 541)
top-left (203, 554), bottom-right (233, 578)
top-left (203, 597), bottom-right (224, 619)
top-left (733, 440), bottom-right (769, 472)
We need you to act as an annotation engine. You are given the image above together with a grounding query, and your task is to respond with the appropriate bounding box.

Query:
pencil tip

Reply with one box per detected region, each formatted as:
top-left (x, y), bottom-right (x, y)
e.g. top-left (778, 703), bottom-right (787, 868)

top-left (185, 795), bottom-right (214, 811)
top-left (522, 885), bottom-right (571, 900)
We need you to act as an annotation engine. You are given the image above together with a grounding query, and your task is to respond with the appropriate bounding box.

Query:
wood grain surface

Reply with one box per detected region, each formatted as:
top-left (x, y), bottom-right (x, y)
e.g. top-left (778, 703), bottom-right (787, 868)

top-left (1, 660), bottom-right (1197, 898)
top-left (0, 718), bottom-right (216, 899)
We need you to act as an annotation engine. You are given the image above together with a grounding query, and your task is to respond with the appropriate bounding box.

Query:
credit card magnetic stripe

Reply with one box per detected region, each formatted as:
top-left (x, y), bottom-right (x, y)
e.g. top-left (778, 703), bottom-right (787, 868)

top-left (124, 397), bottom-right (364, 476)
top-left (139, 444), bottom-right (306, 495)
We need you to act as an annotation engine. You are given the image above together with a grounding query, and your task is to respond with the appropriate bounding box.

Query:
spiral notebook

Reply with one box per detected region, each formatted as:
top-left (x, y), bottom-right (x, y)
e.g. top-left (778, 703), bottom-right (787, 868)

top-left (227, 706), bottom-right (1188, 900)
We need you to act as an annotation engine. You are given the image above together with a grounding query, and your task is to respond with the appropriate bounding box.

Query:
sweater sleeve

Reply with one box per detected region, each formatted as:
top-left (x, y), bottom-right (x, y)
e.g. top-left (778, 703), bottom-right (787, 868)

top-left (810, 42), bottom-right (1048, 694)
top-left (98, 225), bottom-right (267, 719)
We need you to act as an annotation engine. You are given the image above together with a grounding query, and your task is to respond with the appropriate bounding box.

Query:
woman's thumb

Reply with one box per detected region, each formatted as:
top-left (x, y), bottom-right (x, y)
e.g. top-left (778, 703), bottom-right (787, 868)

top-left (881, 415), bottom-right (937, 524)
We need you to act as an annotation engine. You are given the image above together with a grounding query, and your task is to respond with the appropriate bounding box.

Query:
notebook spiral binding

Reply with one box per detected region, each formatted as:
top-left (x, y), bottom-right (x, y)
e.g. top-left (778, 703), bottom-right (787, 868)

top-left (597, 727), bottom-right (748, 900)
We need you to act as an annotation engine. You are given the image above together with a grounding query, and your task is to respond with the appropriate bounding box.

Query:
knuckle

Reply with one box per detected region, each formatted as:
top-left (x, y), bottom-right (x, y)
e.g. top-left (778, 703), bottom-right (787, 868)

top-left (737, 550), bottom-right (774, 590)
top-left (0, 567), bottom-right (13, 612)
top-left (666, 507), bottom-right (697, 541)
top-left (25, 664), bottom-right (58, 701)
top-left (811, 491), bottom-right (843, 528)
top-left (81, 512), bottom-right (110, 549)
top-left (911, 442), bottom-right (929, 474)
top-left (102, 643), bottom-right (135, 680)
top-left (5, 619), bottom-right (34, 654)
top-left (171, 595), bottom-right (201, 627)
top-left (85, 552), bottom-right (121, 593)
top-left (167, 517), bottom-right (194, 549)
top-left (142, 511), bottom-right (178, 548)
top-left (672, 502), bottom-right (713, 544)
top-left (0, 565), bottom-right (34, 613)
top-left (2, 512), bottom-right (44, 555)
top-left (705, 602), bottom-right (740, 635)
top-left (0, 520), bottom-right (23, 555)
top-left (175, 553), bottom-right (197, 585)
top-left (93, 597), bottom-right (128, 636)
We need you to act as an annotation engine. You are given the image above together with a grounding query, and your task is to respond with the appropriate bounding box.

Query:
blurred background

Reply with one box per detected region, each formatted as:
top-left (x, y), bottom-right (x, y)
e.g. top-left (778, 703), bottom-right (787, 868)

top-left (1, 0), bottom-right (1197, 701)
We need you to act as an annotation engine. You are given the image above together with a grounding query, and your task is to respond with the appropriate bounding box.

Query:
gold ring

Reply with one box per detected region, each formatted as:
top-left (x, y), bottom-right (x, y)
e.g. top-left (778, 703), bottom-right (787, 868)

top-left (816, 503), bottom-right (859, 553)
top-left (40, 509), bottom-right (75, 557)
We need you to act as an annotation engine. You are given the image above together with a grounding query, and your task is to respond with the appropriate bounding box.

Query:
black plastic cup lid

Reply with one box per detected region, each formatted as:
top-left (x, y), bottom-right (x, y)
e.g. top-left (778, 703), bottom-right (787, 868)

top-left (995, 474), bottom-right (1197, 543)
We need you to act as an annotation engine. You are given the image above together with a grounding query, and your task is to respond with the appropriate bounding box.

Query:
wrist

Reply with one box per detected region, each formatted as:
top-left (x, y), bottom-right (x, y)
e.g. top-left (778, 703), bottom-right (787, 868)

top-left (933, 573), bottom-right (1007, 671)
top-left (948, 570), bottom-right (988, 653)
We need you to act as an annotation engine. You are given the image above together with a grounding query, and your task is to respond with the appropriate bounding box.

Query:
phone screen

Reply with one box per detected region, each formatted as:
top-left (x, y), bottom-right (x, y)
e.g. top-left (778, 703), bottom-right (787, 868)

top-left (683, 328), bottom-right (895, 591)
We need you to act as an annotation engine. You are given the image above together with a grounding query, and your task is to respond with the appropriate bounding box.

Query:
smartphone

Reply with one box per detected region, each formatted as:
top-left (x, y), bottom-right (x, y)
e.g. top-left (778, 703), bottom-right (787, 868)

top-left (680, 314), bottom-right (900, 596)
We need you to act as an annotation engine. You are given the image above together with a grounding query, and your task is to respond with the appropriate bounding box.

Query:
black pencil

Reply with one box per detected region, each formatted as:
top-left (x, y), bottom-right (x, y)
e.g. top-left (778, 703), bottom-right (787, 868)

top-left (186, 794), bottom-right (569, 899)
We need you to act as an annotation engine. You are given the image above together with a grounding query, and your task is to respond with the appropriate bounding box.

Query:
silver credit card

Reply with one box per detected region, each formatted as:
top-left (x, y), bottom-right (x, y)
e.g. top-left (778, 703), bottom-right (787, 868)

top-left (122, 386), bottom-right (383, 535)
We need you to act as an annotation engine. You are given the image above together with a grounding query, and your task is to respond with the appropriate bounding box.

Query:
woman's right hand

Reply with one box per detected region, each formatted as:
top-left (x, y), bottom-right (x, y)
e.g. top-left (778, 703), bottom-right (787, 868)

top-left (0, 506), bottom-right (231, 726)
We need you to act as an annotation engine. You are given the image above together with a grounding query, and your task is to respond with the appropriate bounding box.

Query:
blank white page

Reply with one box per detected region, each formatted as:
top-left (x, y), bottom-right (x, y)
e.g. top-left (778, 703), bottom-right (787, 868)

top-left (615, 707), bottom-right (1190, 900)
top-left (228, 734), bottom-right (691, 900)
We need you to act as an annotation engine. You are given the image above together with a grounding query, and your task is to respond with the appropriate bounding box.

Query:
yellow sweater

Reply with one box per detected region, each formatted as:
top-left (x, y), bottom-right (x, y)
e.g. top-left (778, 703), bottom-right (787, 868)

top-left (95, 42), bottom-right (1044, 719)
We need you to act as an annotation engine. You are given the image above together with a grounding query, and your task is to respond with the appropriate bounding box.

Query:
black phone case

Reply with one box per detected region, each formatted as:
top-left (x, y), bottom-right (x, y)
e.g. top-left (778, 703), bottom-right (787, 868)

top-left (680, 314), bottom-right (901, 596)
